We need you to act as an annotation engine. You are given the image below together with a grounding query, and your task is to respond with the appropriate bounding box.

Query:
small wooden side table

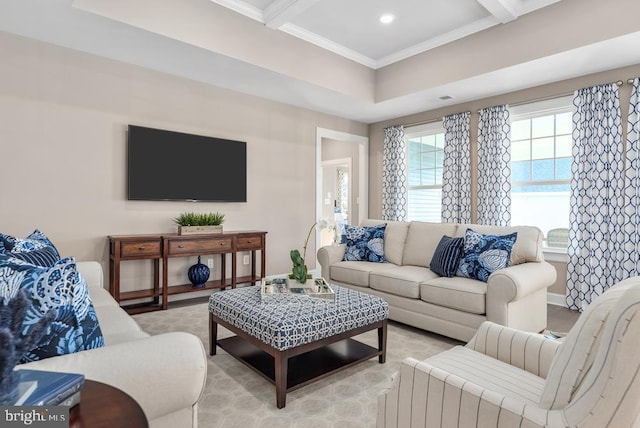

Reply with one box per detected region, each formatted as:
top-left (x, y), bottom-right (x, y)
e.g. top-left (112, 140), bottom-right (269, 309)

top-left (70, 380), bottom-right (148, 428)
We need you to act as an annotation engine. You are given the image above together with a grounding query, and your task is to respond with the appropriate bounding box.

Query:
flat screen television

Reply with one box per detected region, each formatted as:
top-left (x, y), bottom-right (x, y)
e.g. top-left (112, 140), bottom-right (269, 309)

top-left (127, 125), bottom-right (247, 202)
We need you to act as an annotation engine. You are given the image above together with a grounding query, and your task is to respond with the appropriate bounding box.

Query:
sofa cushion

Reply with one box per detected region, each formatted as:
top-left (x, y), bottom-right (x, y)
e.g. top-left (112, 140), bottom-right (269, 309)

top-left (0, 257), bottom-right (104, 363)
top-left (370, 266), bottom-right (439, 299)
top-left (456, 229), bottom-right (517, 282)
top-left (402, 222), bottom-right (458, 268)
top-left (343, 224), bottom-right (386, 262)
top-left (331, 261), bottom-right (398, 287)
top-left (455, 224), bottom-right (543, 265)
top-left (420, 277), bottom-right (487, 314)
top-left (361, 219), bottom-right (409, 265)
top-left (429, 235), bottom-right (464, 277)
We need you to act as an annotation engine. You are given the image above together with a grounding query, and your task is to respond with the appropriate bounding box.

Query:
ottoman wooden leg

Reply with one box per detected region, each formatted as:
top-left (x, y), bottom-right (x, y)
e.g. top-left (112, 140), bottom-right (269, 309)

top-left (275, 352), bottom-right (288, 409)
top-left (378, 320), bottom-right (387, 364)
top-left (209, 313), bottom-right (218, 356)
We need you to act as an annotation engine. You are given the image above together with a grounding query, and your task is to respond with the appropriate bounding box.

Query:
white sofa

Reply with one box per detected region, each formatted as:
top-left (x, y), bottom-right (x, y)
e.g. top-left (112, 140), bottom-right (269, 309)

top-left (318, 220), bottom-right (557, 342)
top-left (18, 261), bottom-right (207, 428)
top-left (377, 277), bottom-right (640, 428)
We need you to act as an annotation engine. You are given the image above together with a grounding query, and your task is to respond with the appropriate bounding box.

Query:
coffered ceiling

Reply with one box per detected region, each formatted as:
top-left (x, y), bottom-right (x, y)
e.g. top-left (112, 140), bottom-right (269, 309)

top-left (211, 0), bottom-right (561, 68)
top-left (1, 0), bottom-right (639, 123)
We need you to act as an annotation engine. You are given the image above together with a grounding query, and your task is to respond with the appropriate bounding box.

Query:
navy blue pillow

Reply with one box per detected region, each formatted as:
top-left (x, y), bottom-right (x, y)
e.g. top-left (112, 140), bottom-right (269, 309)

top-left (430, 236), bottom-right (464, 277)
top-left (1, 246), bottom-right (60, 267)
top-left (343, 224), bottom-right (386, 262)
top-left (456, 229), bottom-right (517, 282)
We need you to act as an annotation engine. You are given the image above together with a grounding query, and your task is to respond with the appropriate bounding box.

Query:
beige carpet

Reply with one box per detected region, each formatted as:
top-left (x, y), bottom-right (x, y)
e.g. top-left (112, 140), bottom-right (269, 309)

top-left (133, 302), bottom-right (460, 428)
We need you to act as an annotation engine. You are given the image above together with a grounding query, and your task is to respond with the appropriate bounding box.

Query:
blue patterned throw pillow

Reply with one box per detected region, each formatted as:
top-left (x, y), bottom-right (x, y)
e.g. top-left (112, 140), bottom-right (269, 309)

top-left (343, 224), bottom-right (386, 262)
top-left (456, 229), bottom-right (517, 282)
top-left (0, 229), bottom-right (60, 267)
top-left (0, 247), bottom-right (60, 268)
top-left (430, 235), bottom-right (464, 277)
top-left (0, 257), bottom-right (104, 363)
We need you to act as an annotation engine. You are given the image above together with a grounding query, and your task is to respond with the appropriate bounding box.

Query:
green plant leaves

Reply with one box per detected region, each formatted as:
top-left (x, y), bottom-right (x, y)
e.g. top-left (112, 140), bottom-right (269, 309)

top-left (173, 212), bottom-right (225, 226)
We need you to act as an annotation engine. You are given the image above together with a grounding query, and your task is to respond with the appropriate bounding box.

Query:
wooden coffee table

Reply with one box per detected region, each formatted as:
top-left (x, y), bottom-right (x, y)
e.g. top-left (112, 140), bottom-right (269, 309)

top-left (70, 380), bottom-right (148, 428)
top-left (208, 285), bottom-right (388, 408)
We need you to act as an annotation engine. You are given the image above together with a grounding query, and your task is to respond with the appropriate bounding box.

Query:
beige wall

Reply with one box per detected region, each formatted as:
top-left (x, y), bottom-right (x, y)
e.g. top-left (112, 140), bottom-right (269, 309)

top-left (0, 32), bottom-right (367, 288)
top-left (369, 63), bottom-right (640, 297)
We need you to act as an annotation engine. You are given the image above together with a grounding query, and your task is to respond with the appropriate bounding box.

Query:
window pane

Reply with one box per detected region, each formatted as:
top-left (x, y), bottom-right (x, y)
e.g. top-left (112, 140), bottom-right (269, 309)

top-left (556, 157), bottom-right (572, 180)
top-left (531, 137), bottom-right (554, 159)
top-left (422, 154), bottom-right (435, 169)
top-left (421, 169), bottom-right (435, 185)
top-left (511, 188), bottom-right (570, 244)
top-left (407, 169), bottom-right (421, 186)
top-left (435, 168), bottom-right (443, 185)
top-left (512, 161), bottom-right (531, 182)
top-left (556, 135), bottom-right (572, 157)
top-left (435, 149), bottom-right (444, 166)
top-left (531, 159), bottom-right (554, 181)
top-left (408, 188), bottom-right (442, 222)
top-left (512, 140), bottom-right (530, 161)
top-left (555, 112), bottom-right (572, 135)
top-left (435, 133), bottom-right (445, 149)
top-left (532, 116), bottom-right (555, 138)
top-left (421, 135), bottom-right (435, 148)
top-left (511, 119), bottom-right (530, 140)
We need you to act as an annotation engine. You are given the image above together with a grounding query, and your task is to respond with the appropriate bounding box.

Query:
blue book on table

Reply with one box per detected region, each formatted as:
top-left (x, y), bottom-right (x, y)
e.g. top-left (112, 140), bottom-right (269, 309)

top-left (14, 369), bottom-right (85, 406)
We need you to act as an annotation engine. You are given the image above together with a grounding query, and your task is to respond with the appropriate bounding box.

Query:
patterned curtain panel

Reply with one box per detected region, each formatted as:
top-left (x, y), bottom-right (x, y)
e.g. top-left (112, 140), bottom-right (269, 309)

top-left (477, 105), bottom-right (511, 226)
top-left (382, 126), bottom-right (407, 221)
top-left (441, 112), bottom-right (471, 223)
top-left (621, 79), bottom-right (640, 278)
top-left (566, 82), bottom-right (626, 311)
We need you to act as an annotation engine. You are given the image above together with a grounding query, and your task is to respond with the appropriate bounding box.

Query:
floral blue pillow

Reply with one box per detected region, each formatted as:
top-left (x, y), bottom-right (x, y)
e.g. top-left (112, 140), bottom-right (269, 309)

top-left (343, 224), bottom-right (386, 262)
top-left (0, 257), bottom-right (104, 363)
top-left (0, 230), bottom-right (60, 258)
top-left (456, 229), bottom-right (517, 282)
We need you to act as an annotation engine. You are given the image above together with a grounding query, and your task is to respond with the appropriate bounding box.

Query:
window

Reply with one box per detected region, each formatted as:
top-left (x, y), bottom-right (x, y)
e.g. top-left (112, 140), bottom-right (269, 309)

top-left (406, 122), bottom-right (445, 222)
top-left (509, 97), bottom-right (572, 248)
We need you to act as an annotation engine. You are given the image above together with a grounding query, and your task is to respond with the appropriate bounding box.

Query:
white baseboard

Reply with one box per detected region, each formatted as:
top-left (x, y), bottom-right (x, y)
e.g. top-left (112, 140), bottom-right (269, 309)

top-left (547, 292), bottom-right (567, 307)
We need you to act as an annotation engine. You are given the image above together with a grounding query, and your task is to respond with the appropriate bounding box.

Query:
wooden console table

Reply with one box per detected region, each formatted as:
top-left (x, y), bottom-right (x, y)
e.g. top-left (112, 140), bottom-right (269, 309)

top-left (109, 231), bottom-right (266, 313)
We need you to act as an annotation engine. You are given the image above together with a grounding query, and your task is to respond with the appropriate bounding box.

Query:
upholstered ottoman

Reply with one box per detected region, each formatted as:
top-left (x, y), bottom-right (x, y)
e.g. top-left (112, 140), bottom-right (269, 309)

top-left (208, 284), bottom-right (388, 408)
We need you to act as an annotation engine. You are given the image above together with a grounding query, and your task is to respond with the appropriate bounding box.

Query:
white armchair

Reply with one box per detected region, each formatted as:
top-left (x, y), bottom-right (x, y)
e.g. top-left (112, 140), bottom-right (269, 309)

top-left (377, 277), bottom-right (640, 427)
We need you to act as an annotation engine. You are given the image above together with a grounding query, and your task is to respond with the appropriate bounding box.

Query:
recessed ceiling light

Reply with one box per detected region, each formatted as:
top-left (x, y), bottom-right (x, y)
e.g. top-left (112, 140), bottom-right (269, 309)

top-left (379, 14), bottom-right (395, 24)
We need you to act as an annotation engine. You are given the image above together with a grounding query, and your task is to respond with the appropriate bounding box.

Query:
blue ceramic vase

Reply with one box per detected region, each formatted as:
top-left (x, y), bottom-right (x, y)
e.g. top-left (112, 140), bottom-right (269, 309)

top-left (188, 256), bottom-right (210, 288)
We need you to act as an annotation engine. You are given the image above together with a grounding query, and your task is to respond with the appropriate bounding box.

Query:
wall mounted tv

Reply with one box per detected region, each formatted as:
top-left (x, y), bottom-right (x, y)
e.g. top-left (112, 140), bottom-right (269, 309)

top-left (127, 125), bottom-right (247, 202)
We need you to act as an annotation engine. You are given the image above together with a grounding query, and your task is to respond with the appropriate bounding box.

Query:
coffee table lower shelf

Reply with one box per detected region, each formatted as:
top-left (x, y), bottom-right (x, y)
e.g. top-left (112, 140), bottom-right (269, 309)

top-left (217, 336), bottom-right (380, 391)
top-left (210, 314), bottom-right (387, 408)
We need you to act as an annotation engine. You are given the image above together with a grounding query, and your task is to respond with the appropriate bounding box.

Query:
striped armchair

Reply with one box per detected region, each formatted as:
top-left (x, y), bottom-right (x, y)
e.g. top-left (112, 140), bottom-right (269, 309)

top-left (377, 277), bottom-right (640, 427)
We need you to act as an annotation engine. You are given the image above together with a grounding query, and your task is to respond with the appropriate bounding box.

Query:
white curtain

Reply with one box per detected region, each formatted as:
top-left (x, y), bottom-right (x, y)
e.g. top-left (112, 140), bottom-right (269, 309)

top-left (382, 126), bottom-right (407, 221)
top-left (566, 82), bottom-right (627, 310)
top-left (477, 105), bottom-right (511, 226)
top-left (441, 112), bottom-right (471, 223)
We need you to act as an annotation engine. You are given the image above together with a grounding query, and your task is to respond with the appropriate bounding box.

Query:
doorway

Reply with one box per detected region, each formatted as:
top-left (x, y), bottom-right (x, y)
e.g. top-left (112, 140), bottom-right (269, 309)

top-left (315, 128), bottom-right (368, 261)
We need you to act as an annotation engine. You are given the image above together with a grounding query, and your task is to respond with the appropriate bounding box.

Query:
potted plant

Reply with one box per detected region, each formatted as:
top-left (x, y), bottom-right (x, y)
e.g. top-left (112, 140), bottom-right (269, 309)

top-left (174, 212), bottom-right (225, 235)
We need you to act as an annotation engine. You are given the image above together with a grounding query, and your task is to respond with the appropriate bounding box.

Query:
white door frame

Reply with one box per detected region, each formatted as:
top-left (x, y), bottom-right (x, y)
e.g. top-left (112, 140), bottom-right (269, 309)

top-left (315, 128), bottom-right (368, 265)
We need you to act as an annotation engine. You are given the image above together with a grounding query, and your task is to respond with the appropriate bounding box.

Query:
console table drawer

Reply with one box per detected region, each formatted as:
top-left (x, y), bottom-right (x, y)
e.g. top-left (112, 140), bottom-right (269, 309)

top-left (237, 236), bottom-right (263, 250)
top-left (120, 241), bottom-right (161, 258)
top-left (168, 238), bottom-right (232, 255)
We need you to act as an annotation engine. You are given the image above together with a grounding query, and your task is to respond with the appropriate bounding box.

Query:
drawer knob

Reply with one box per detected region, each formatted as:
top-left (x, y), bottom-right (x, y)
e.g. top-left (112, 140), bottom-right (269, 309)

top-left (178, 245), bottom-right (184, 249)
top-left (138, 246), bottom-right (146, 250)
top-left (219, 241), bottom-right (226, 246)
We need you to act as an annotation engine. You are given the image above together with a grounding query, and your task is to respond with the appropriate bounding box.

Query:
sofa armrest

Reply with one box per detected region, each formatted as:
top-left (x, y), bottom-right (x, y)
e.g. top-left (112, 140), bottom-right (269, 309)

top-left (377, 357), bottom-right (560, 428)
top-left (466, 321), bottom-right (561, 378)
top-left (486, 261), bottom-right (556, 327)
top-left (317, 244), bottom-right (346, 280)
top-left (76, 261), bottom-right (104, 289)
top-left (19, 332), bottom-right (207, 422)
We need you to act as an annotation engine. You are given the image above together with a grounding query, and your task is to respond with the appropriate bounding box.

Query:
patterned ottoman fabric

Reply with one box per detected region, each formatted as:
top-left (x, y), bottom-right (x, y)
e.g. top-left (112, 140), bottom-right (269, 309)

top-left (208, 285), bottom-right (388, 351)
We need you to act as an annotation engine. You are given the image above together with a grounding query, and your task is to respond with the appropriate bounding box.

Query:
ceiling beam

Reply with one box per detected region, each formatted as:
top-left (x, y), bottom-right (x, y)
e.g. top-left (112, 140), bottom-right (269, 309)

top-left (264, 0), bottom-right (321, 29)
top-left (477, 0), bottom-right (519, 23)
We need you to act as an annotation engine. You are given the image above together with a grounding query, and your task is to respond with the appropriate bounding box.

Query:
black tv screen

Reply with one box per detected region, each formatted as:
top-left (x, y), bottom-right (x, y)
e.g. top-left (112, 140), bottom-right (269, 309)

top-left (127, 125), bottom-right (247, 202)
